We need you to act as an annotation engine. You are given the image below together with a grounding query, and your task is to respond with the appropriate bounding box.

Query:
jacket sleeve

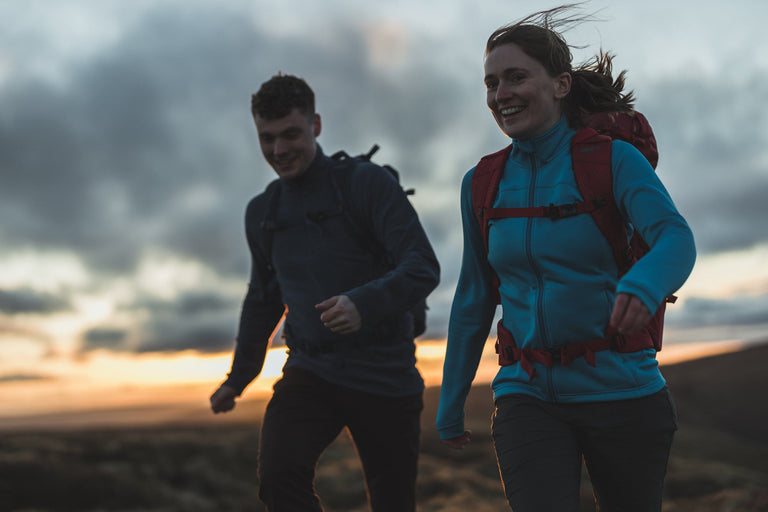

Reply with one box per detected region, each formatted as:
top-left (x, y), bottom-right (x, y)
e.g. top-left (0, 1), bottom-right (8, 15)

top-left (342, 163), bottom-right (440, 327)
top-left (436, 168), bottom-right (497, 440)
top-left (222, 195), bottom-right (286, 395)
top-left (611, 141), bottom-right (697, 313)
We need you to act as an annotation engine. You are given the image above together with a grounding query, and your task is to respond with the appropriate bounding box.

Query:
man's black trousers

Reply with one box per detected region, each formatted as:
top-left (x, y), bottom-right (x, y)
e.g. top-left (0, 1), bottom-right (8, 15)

top-left (257, 367), bottom-right (423, 511)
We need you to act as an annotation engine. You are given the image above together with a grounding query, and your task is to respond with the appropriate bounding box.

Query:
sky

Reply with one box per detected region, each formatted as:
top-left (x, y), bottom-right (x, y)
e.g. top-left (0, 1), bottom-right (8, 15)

top-left (2, 0), bottom-right (768, 416)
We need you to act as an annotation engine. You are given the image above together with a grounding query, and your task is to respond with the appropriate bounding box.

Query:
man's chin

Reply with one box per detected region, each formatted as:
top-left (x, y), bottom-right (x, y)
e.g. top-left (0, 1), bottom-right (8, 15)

top-left (272, 163), bottom-right (298, 178)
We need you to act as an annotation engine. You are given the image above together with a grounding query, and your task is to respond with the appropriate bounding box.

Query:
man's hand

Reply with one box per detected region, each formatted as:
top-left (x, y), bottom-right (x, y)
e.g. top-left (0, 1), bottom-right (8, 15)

top-left (315, 295), bottom-right (362, 334)
top-left (210, 384), bottom-right (238, 414)
top-left (442, 430), bottom-right (472, 450)
top-left (609, 292), bottom-right (652, 335)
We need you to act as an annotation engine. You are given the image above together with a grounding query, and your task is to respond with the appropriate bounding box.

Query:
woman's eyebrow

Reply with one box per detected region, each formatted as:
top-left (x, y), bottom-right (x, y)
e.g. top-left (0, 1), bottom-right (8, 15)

top-left (485, 67), bottom-right (527, 81)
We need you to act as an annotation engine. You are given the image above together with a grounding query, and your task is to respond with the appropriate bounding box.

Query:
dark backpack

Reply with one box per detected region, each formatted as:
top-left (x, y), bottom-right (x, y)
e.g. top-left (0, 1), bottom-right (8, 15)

top-left (471, 111), bottom-right (675, 375)
top-left (261, 145), bottom-right (428, 338)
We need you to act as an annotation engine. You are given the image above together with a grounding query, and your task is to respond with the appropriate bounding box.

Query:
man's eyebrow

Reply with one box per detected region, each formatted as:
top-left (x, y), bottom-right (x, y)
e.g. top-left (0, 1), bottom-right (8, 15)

top-left (259, 126), bottom-right (301, 138)
top-left (278, 126), bottom-right (302, 137)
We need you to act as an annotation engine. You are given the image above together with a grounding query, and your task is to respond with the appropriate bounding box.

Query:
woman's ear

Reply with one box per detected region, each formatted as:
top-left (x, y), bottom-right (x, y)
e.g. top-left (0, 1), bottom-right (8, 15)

top-left (554, 72), bottom-right (572, 99)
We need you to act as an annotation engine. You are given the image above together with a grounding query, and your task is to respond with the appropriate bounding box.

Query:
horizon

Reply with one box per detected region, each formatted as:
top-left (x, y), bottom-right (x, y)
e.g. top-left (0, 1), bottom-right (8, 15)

top-left (0, 336), bottom-right (755, 431)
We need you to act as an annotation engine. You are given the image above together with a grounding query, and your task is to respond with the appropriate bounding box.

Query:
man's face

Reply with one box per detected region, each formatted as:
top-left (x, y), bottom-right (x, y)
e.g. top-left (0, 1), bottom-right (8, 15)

top-left (254, 108), bottom-right (321, 179)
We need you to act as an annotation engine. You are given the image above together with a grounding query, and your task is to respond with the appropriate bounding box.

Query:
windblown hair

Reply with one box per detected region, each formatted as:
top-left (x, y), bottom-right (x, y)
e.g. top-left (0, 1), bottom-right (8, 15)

top-left (251, 73), bottom-right (315, 120)
top-left (486, 4), bottom-right (635, 128)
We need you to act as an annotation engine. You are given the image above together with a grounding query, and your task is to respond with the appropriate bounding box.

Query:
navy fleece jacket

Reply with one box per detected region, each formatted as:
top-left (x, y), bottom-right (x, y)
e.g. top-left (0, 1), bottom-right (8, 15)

top-left (224, 146), bottom-right (440, 397)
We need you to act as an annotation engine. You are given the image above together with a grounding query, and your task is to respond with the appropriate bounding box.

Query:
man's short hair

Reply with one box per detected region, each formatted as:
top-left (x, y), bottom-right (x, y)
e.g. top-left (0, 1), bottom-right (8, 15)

top-left (251, 74), bottom-right (315, 120)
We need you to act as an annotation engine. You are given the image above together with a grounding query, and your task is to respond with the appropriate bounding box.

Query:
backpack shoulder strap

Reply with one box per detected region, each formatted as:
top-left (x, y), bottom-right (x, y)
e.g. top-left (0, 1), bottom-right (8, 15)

top-left (256, 180), bottom-right (282, 274)
top-left (471, 144), bottom-right (513, 252)
top-left (330, 152), bottom-right (428, 337)
top-left (571, 127), bottom-right (633, 275)
top-left (470, 144), bottom-right (513, 304)
top-left (328, 156), bottom-right (384, 257)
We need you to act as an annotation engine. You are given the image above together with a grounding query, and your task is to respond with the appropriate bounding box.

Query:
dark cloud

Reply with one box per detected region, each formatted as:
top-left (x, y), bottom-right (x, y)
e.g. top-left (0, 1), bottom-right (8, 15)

top-left (668, 294), bottom-right (768, 329)
top-left (80, 290), bottom-right (241, 354)
top-left (125, 290), bottom-right (240, 316)
top-left (0, 3), bottom-right (473, 283)
top-left (81, 328), bottom-right (128, 352)
top-left (136, 321), bottom-right (237, 354)
top-left (641, 71), bottom-right (768, 255)
top-left (0, 288), bottom-right (71, 315)
top-left (0, 4), bottom-right (270, 276)
top-left (681, 177), bottom-right (768, 253)
top-left (0, 373), bottom-right (56, 384)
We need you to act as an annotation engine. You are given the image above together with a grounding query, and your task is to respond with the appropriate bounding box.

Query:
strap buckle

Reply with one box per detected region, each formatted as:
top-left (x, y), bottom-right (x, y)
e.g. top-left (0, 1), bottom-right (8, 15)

top-left (545, 345), bottom-right (563, 364)
top-left (608, 332), bottom-right (627, 351)
top-left (548, 203), bottom-right (579, 220)
top-left (548, 198), bottom-right (608, 221)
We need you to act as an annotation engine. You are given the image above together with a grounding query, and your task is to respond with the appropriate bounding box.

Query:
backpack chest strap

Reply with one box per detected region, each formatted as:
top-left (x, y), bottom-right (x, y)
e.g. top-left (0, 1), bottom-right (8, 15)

top-left (484, 198), bottom-right (608, 222)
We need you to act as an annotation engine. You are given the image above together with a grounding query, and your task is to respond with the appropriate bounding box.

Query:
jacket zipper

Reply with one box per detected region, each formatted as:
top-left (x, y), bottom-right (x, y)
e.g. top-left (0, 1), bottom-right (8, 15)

top-left (526, 153), bottom-right (556, 402)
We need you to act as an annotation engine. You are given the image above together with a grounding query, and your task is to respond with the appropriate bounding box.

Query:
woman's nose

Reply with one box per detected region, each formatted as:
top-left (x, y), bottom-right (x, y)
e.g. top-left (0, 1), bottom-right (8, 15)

top-left (495, 81), bottom-right (513, 102)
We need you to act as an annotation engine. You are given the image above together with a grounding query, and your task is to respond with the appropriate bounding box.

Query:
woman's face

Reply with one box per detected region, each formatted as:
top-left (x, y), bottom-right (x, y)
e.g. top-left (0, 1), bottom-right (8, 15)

top-left (484, 43), bottom-right (571, 140)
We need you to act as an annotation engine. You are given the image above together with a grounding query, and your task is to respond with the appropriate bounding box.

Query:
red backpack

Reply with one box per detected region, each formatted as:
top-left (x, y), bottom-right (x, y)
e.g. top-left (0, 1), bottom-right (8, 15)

top-left (471, 112), bottom-right (675, 378)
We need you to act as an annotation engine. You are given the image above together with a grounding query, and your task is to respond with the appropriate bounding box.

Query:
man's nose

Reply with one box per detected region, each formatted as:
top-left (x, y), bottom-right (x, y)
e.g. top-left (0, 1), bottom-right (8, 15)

top-left (273, 138), bottom-right (289, 156)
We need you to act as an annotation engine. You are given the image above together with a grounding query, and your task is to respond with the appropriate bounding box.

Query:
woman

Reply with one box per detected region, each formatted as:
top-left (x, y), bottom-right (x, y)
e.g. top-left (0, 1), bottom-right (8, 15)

top-left (436, 6), bottom-right (696, 511)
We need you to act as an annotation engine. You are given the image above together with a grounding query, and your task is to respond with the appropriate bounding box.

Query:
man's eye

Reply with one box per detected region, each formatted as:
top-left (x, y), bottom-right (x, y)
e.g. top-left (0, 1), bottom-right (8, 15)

top-left (285, 131), bottom-right (301, 140)
top-left (485, 81), bottom-right (498, 90)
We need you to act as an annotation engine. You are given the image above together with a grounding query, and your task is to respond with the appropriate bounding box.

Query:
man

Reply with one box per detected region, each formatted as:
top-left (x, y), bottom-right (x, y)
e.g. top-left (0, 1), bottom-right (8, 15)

top-left (209, 74), bottom-right (440, 512)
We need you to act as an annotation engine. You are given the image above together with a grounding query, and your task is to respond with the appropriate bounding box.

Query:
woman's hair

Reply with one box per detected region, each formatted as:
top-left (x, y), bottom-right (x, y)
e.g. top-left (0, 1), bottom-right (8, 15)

top-left (486, 4), bottom-right (635, 128)
top-left (251, 73), bottom-right (315, 120)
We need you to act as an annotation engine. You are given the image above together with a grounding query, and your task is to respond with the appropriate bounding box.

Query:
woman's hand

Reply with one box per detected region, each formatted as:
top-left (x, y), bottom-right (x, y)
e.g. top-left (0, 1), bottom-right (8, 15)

top-left (609, 293), bottom-right (651, 334)
top-left (442, 430), bottom-right (472, 450)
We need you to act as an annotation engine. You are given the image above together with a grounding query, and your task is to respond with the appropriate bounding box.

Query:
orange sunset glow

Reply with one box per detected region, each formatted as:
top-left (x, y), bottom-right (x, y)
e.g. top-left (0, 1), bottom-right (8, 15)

top-left (0, 336), bottom-right (749, 432)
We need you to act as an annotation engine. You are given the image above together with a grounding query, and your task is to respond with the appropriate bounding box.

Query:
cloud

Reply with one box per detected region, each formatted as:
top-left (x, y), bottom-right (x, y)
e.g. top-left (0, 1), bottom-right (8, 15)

top-left (136, 321), bottom-right (237, 354)
top-left (80, 290), bottom-right (240, 354)
top-left (641, 70), bottom-right (768, 255)
top-left (0, 373), bottom-right (56, 384)
top-left (0, 288), bottom-right (71, 315)
top-left (669, 294), bottom-right (768, 329)
top-left (0, 1), bottom-right (481, 281)
top-left (81, 328), bottom-right (128, 352)
top-left (0, 3), bottom-right (269, 277)
top-left (131, 290), bottom-right (240, 353)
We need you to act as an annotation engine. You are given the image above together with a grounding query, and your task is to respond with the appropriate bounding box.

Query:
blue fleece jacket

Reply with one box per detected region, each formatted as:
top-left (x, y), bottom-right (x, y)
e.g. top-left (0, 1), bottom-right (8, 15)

top-left (436, 117), bottom-right (696, 440)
